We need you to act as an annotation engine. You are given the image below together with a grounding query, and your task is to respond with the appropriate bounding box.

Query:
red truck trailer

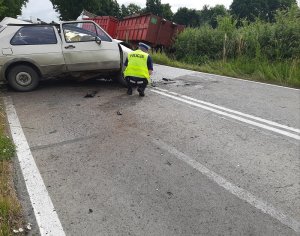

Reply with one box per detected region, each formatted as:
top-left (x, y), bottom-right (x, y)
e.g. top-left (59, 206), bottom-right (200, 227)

top-left (116, 13), bottom-right (185, 49)
top-left (83, 16), bottom-right (118, 38)
top-left (85, 13), bottom-right (185, 49)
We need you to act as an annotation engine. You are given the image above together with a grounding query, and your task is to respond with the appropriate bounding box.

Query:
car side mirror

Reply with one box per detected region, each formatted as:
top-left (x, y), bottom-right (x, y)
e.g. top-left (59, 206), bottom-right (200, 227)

top-left (95, 36), bottom-right (101, 45)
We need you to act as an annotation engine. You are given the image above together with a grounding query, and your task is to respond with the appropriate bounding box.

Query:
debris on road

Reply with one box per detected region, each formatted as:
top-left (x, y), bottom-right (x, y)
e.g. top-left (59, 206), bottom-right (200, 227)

top-left (84, 91), bottom-right (98, 98)
top-left (89, 209), bottom-right (93, 213)
top-left (151, 81), bottom-right (157, 87)
top-left (163, 81), bottom-right (176, 85)
top-left (165, 161), bottom-right (172, 166)
top-left (26, 223), bottom-right (32, 231)
top-left (117, 111), bottom-right (122, 115)
top-left (162, 77), bottom-right (176, 85)
top-left (13, 223), bottom-right (32, 235)
top-left (166, 191), bottom-right (173, 198)
top-left (13, 228), bottom-right (24, 234)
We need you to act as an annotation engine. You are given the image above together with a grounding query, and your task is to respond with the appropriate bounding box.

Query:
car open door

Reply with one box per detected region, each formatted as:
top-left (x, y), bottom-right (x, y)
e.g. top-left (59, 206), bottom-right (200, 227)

top-left (61, 21), bottom-right (121, 72)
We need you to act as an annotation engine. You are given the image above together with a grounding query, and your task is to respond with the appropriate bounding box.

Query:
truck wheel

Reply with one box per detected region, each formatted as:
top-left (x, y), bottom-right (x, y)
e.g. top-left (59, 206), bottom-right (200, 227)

top-left (7, 65), bottom-right (40, 92)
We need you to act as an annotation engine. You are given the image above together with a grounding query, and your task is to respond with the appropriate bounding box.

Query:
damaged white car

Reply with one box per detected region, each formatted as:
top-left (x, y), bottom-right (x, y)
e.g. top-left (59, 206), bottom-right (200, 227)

top-left (0, 17), bottom-right (130, 91)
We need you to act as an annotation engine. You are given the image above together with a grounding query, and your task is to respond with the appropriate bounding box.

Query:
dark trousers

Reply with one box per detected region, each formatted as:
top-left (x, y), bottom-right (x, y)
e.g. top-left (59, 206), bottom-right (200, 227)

top-left (125, 76), bottom-right (148, 92)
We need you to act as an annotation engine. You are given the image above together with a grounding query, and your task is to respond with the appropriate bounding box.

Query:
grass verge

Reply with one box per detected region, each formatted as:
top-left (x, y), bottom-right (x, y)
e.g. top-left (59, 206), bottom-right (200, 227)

top-left (0, 99), bottom-right (24, 236)
top-left (151, 52), bottom-right (300, 88)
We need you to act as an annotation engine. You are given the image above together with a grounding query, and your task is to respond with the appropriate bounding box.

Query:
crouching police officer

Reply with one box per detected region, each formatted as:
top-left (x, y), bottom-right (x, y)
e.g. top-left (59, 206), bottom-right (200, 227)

top-left (124, 42), bottom-right (153, 96)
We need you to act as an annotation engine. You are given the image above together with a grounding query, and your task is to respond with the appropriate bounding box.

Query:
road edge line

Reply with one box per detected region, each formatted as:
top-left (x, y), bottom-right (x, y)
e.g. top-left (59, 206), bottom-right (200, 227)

top-left (154, 64), bottom-right (299, 91)
top-left (4, 96), bottom-right (66, 236)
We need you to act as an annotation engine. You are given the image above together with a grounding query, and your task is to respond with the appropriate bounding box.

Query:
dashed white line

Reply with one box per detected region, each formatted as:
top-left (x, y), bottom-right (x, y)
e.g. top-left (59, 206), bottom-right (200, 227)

top-left (150, 137), bottom-right (300, 233)
top-left (4, 97), bottom-right (65, 236)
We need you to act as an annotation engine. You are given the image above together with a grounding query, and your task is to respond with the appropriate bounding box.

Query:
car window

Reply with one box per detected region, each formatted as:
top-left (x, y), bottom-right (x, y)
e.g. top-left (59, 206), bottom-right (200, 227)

top-left (10, 26), bottom-right (57, 45)
top-left (95, 25), bottom-right (112, 42)
top-left (62, 22), bottom-right (112, 43)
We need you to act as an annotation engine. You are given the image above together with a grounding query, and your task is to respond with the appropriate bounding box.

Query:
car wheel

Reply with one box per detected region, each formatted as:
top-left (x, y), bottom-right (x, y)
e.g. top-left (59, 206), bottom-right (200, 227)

top-left (7, 65), bottom-right (40, 92)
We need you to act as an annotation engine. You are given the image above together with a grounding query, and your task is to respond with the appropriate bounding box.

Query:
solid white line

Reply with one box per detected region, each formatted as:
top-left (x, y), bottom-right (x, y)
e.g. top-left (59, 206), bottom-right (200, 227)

top-left (155, 88), bottom-right (300, 133)
top-left (151, 89), bottom-right (300, 140)
top-left (191, 72), bottom-right (300, 91)
top-left (150, 137), bottom-right (300, 233)
top-left (4, 97), bottom-right (66, 236)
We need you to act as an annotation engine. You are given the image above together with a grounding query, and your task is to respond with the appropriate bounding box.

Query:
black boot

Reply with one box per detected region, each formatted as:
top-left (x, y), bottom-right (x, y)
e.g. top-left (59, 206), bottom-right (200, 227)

top-left (127, 87), bottom-right (132, 95)
top-left (137, 87), bottom-right (145, 97)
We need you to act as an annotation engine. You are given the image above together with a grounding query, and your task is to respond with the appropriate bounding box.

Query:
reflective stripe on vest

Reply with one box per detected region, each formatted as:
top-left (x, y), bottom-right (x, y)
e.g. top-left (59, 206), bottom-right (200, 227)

top-left (124, 49), bottom-right (150, 81)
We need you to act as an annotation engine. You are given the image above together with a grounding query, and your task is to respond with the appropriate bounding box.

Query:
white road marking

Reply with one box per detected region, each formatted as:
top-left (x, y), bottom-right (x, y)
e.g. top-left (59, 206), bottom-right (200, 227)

top-left (155, 88), bottom-right (300, 133)
top-left (150, 137), bottom-right (300, 233)
top-left (155, 64), bottom-right (299, 91)
top-left (4, 97), bottom-right (66, 236)
top-left (191, 72), bottom-right (300, 91)
top-left (151, 89), bottom-right (300, 140)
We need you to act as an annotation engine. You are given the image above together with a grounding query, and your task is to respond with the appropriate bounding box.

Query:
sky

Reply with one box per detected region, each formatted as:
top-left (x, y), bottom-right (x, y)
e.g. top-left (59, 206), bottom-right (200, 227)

top-left (21, 0), bottom-right (234, 22)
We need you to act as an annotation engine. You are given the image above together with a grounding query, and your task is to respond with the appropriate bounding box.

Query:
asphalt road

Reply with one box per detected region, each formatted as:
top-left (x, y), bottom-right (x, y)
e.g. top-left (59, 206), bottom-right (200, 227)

top-left (3, 65), bottom-right (300, 235)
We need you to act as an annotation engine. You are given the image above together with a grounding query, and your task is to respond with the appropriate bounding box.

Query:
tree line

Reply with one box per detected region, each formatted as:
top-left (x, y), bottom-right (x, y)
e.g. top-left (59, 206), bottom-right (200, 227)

top-left (0, 0), bottom-right (297, 26)
top-left (49, 0), bottom-right (297, 26)
top-left (0, 0), bottom-right (28, 20)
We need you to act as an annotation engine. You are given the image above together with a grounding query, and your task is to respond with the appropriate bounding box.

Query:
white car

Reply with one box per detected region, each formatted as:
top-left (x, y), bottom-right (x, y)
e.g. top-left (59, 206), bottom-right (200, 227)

top-left (0, 17), bottom-right (130, 91)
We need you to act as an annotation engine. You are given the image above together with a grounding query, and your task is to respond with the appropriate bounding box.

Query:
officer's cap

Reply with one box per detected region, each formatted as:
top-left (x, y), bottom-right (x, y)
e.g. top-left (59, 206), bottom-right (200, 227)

top-left (138, 42), bottom-right (151, 51)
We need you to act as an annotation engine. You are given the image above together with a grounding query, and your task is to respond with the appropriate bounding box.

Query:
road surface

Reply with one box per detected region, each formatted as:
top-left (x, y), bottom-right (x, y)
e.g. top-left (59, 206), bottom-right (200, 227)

top-left (3, 64), bottom-right (300, 235)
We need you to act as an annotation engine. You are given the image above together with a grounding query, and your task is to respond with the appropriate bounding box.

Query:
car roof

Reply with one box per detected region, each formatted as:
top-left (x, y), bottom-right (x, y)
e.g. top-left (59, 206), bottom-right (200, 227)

top-left (0, 17), bottom-right (31, 26)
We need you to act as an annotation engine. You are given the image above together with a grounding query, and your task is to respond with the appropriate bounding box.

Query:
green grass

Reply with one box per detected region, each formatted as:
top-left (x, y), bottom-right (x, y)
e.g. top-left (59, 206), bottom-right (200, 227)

top-left (0, 134), bottom-right (15, 161)
top-left (0, 101), bottom-right (23, 236)
top-left (151, 52), bottom-right (300, 88)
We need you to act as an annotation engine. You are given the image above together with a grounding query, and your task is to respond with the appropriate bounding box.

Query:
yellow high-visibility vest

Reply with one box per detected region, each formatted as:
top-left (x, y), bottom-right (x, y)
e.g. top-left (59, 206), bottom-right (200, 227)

top-left (124, 49), bottom-right (150, 82)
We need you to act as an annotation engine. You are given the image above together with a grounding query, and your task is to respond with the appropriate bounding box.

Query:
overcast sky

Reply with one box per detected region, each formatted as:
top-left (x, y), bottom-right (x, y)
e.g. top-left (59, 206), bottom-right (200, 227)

top-left (21, 0), bottom-right (234, 22)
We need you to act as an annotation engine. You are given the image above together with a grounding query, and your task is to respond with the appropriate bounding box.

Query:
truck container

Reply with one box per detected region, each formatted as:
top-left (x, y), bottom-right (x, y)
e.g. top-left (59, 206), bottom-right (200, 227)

top-left (83, 16), bottom-right (118, 38)
top-left (156, 20), bottom-right (178, 47)
top-left (85, 13), bottom-right (185, 48)
top-left (116, 13), bottom-right (184, 48)
top-left (116, 13), bottom-right (159, 45)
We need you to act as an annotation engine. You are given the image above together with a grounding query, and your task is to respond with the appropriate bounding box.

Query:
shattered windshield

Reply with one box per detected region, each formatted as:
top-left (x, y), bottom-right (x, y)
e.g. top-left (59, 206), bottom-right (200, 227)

top-left (62, 22), bottom-right (112, 43)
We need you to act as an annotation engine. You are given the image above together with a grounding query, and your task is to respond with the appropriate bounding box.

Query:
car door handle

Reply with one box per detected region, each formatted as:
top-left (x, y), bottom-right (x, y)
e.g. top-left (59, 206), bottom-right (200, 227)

top-left (65, 45), bottom-right (75, 49)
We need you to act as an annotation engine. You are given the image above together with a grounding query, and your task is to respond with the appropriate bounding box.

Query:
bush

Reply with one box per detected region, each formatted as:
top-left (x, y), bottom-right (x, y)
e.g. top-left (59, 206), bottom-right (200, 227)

top-left (173, 5), bottom-right (300, 62)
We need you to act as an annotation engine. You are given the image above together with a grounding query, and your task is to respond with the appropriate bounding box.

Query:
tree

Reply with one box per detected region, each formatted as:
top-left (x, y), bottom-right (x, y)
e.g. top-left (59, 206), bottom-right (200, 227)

top-left (0, 0), bottom-right (28, 20)
top-left (50, 0), bottom-right (120, 20)
top-left (145, 0), bottom-right (162, 16)
top-left (230, 0), bottom-right (297, 22)
top-left (161, 3), bottom-right (173, 20)
top-left (173, 7), bottom-right (199, 27)
top-left (120, 4), bottom-right (129, 18)
top-left (209, 5), bottom-right (228, 28)
top-left (198, 4), bottom-right (228, 28)
top-left (121, 3), bottom-right (142, 18)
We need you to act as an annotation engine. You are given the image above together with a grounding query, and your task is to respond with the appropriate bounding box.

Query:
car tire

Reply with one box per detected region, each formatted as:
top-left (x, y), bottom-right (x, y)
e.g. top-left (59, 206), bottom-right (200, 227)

top-left (7, 65), bottom-right (40, 92)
